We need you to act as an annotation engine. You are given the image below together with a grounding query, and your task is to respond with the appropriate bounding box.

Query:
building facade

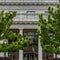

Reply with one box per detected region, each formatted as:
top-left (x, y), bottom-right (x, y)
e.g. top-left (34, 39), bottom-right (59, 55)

top-left (0, 0), bottom-right (59, 60)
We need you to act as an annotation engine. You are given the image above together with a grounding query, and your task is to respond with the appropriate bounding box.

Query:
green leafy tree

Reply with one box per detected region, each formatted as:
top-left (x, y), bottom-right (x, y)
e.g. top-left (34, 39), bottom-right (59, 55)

top-left (0, 11), bottom-right (29, 52)
top-left (38, 1), bottom-right (60, 59)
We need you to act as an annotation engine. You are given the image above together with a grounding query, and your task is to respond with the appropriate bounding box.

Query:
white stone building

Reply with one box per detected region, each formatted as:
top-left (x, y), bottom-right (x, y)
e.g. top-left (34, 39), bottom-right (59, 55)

top-left (0, 0), bottom-right (59, 60)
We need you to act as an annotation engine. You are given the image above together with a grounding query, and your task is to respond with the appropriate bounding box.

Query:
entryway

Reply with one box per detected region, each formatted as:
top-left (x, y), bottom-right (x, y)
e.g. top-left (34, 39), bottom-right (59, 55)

top-left (23, 52), bottom-right (38, 60)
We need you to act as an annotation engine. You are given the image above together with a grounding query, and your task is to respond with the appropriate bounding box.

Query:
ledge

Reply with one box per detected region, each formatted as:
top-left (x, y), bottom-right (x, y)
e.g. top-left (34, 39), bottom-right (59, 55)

top-left (13, 21), bottom-right (38, 25)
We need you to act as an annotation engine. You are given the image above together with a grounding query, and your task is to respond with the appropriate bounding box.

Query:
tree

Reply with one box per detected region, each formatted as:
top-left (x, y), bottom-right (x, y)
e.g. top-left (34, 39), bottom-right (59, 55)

top-left (0, 11), bottom-right (29, 52)
top-left (38, 1), bottom-right (60, 59)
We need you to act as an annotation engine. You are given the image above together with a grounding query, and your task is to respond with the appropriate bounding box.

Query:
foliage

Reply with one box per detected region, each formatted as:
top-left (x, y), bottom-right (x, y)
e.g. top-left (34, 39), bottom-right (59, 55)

top-left (0, 11), bottom-right (29, 52)
top-left (38, 3), bottom-right (60, 54)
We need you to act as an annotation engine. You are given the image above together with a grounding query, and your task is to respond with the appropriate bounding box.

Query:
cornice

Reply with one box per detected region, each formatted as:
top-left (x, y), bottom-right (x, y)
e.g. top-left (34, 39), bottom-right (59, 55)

top-left (13, 21), bottom-right (38, 25)
top-left (0, 2), bottom-right (58, 6)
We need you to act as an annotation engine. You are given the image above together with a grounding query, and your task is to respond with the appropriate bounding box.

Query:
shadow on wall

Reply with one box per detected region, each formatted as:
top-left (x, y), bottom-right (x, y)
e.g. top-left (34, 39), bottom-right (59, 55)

top-left (0, 57), bottom-right (12, 60)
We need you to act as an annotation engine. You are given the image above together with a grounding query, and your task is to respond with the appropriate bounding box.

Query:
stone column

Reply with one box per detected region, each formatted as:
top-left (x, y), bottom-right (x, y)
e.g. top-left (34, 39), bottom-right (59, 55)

top-left (19, 29), bottom-right (23, 60)
top-left (38, 38), bottom-right (42, 60)
top-left (6, 52), bottom-right (8, 57)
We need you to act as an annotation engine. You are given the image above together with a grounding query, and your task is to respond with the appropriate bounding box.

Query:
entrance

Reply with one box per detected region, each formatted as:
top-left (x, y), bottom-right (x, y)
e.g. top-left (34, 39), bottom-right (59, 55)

top-left (23, 52), bottom-right (38, 60)
top-left (23, 29), bottom-right (38, 60)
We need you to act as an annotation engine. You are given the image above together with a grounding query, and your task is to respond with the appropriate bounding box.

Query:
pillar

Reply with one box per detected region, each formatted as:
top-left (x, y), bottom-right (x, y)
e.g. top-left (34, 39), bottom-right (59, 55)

top-left (19, 29), bottom-right (23, 60)
top-left (38, 38), bottom-right (42, 60)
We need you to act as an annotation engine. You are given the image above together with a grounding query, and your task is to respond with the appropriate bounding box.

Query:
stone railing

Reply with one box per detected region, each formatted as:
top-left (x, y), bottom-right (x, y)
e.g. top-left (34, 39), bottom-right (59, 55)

top-left (0, 0), bottom-right (58, 2)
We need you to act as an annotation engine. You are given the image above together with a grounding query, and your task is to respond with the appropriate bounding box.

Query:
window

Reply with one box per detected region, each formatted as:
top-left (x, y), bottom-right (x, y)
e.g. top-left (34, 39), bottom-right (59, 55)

top-left (27, 11), bottom-right (35, 14)
top-left (23, 31), bottom-right (38, 45)
top-left (45, 11), bottom-right (48, 13)
top-left (44, 11), bottom-right (48, 19)
top-left (26, 11), bottom-right (35, 19)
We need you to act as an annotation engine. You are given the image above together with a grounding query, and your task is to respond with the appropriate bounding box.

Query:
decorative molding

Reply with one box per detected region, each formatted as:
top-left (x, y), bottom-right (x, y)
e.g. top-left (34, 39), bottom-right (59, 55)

top-left (13, 21), bottom-right (38, 25)
top-left (0, 2), bottom-right (58, 6)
